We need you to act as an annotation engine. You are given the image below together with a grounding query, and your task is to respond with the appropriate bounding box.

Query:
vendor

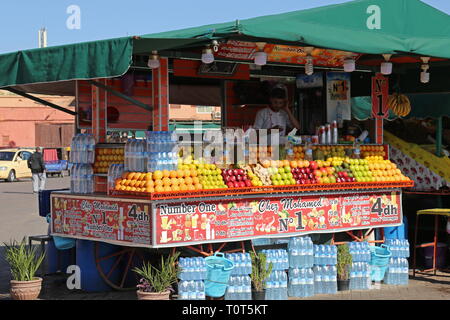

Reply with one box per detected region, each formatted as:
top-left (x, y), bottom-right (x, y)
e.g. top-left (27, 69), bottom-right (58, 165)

top-left (253, 86), bottom-right (301, 136)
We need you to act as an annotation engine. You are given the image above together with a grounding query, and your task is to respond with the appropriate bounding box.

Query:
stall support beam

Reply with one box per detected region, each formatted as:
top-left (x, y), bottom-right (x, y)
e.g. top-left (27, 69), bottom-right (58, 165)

top-left (4, 87), bottom-right (77, 116)
top-left (152, 58), bottom-right (170, 131)
top-left (436, 116), bottom-right (443, 157)
top-left (375, 118), bottom-right (383, 144)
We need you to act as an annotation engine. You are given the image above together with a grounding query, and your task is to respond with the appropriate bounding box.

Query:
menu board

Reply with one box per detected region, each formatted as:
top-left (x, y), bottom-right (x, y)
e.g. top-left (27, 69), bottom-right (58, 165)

top-left (51, 194), bottom-right (151, 247)
top-left (154, 190), bottom-right (402, 247)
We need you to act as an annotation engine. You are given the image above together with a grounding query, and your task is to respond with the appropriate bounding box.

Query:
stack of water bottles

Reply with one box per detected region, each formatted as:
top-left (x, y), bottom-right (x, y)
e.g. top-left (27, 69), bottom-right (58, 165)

top-left (262, 249), bottom-right (289, 300)
top-left (348, 242), bottom-right (371, 290)
top-left (313, 245), bottom-right (338, 295)
top-left (69, 134), bottom-right (95, 194)
top-left (287, 236), bottom-right (314, 298)
top-left (177, 257), bottom-right (207, 300)
top-left (146, 131), bottom-right (178, 172)
top-left (225, 253), bottom-right (252, 300)
top-left (384, 239), bottom-right (410, 285)
top-left (124, 139), bottom-right (147, 172)
top-left (108, 164), bottom-right (124, 193)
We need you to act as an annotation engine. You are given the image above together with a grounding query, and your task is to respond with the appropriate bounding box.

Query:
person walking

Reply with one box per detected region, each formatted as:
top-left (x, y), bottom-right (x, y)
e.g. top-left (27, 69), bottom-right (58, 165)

top-left (28, 147), bottom-right (46, 193)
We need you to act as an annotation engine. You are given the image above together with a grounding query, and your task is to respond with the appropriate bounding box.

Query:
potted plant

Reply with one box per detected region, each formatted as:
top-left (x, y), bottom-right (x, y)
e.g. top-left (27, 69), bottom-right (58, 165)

top-left (336, 244), bottom-right (352, 291)
top-left (250, 251), bottom-right (273, 300)
top-left (3, 238), bottom-right (46, 300)
top-left (133, 252), bottom-right (179, 300)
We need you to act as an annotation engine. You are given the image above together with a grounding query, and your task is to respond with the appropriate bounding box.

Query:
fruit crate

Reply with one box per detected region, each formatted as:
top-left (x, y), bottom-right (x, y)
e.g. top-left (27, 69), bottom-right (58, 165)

top-left (109, 180), bottom-right (414, 201)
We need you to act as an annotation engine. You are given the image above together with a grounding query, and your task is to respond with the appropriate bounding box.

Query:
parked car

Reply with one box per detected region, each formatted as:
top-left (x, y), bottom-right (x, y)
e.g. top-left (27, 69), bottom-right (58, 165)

top-left (0, 148), bottom-right (35, 182)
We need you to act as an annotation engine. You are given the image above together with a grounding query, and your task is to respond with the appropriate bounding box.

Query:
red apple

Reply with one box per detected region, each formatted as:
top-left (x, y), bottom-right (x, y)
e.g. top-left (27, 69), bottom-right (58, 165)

top-left (245, 180), bottom-right (252, 187)
top-left (230, 175), bottom-right (236, 182)
top-left (227, 182), bottom-right (235, 188)
top-left (237, 169), bottom-right (245, 176)
top-left (236, 175), bottom-right (242, 181)
top-left (309, 161), bottom-right (318, 170)
top-left (238, 181), bottom-right (245, 188)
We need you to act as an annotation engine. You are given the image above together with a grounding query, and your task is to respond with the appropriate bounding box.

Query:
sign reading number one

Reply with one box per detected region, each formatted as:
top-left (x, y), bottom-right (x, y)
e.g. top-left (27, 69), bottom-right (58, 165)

top-left (371, 73), bottom-right (389, 144)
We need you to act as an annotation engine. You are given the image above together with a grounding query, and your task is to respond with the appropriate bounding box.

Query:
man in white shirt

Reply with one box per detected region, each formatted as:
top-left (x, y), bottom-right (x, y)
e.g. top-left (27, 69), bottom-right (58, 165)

top-left (253, 87), bottom-right (300, 136)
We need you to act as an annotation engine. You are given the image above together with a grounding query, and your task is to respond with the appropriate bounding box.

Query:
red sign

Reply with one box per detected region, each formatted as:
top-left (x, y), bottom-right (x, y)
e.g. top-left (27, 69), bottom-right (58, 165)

top-left (51, 194), bottom-right (152, 247)
top-left (371, 73), bottom-right (389, 119)
top-left (154, 191), bottom-right (402, 247)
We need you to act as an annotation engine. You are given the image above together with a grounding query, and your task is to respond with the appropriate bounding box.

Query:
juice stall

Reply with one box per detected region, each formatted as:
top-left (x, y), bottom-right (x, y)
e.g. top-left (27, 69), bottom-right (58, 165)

top-left (2, 0), bottom-right (450, 295)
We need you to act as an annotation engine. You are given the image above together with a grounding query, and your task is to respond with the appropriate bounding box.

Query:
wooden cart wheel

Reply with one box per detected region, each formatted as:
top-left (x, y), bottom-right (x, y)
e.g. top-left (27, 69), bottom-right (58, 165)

top-left (94, 243), bottom-right (147, 291)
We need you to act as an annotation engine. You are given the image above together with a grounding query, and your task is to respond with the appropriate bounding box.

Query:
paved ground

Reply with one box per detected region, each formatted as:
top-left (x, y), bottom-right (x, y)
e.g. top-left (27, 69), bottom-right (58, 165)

top-left (0, 177), bottom-right (449, 300)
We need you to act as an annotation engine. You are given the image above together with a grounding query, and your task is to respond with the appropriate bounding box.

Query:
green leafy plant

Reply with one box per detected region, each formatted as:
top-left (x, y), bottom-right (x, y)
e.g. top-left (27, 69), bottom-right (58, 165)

top-left (3, 238), bottom-right (45, 281)
top-left (250, 251), bottom-right (273, 292)
top-left (133, 252), bottom-right (180, 293)
top-left (336, 244), bottom-right (353, 281)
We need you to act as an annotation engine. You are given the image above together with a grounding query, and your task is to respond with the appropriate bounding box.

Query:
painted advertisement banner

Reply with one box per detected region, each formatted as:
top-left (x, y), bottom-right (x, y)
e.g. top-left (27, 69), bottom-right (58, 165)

top-left (326, 72), bottom-right (351, 123)
top-left (154, 191), bottom-right (402, 247)
top-left (51, 194), bottom-right (151, 247)
top-left (371, 73), bottom-right (389, 119)
top-left (216, 40), bottom-right (361, 67)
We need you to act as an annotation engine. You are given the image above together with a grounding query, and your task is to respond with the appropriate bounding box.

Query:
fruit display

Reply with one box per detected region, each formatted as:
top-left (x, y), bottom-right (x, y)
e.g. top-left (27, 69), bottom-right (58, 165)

top-left (221, 168), bottom-right (252, 188)
top-left (252, 164), bottom-right (272, 186)
top-left (197, 163), bottom-right (227, 190)
top-left (387, 93), bottom-right (411, 117)
top-left (361, 145), bottom-right (386, 158)
top-left (242, 165), bottom-right (264, 187)
top-left (94, 147), bottom-right (124, 173)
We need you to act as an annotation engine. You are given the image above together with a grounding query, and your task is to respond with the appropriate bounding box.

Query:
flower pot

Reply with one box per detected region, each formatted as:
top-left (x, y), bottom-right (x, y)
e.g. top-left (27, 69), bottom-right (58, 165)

top-left (252, 290), bottom-right (266, 300)
top-left (136, 289), bottom-right (171, 300)
top-left (10, 278), bottom-right (43, 300)
top-left (337, 280), bottom-right (350, 291)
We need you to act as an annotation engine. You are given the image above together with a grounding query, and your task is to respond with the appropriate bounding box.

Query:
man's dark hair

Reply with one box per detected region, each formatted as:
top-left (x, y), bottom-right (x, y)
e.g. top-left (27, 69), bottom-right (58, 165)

top-left (270, 87), bottom-right (286, 100)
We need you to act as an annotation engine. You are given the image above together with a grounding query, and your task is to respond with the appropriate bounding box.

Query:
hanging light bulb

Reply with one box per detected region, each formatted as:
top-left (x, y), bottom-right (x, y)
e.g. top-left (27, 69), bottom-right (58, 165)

top-left (304, 47), bottom-right (314, 76)
top-left (254, 42), bottom-right (267, 66)
top-left (201, 48), bottom-right (215, 64)
top-left (380, 54), bottom-right (393, 75)
top-left (420, 57), bottom-right (430, 84)
top-left (343, 58), bottom-right (356, 72)
top-left (147, 51), bottom-right (160, 69)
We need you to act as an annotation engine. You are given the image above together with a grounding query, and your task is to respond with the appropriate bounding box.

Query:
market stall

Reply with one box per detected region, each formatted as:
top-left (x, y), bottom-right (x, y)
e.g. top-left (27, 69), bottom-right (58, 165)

top-left (2, 0), bottom-right (450, 296)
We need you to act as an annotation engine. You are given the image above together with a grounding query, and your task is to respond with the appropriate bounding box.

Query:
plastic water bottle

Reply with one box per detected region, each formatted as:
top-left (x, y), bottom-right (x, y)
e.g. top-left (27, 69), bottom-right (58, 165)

top-left (281, 271), bottom-right (288, 300)
top-left (314, 266), bottom-right (321, 294)
top-left (265, 273), bottom-right (273, 300)
top-left (225, 277), bottom-right (235, 300)
top-left (330, 266), bottom-right (337, 294)
top-left (331, 245), bottom-right (337, 265)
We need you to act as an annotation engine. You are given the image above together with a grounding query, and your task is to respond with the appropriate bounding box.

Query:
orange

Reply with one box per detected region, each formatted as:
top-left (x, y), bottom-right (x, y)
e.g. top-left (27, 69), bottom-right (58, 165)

top-left (184, 169), bottom-right (191, 178)
top-left (125, 186), bottom-right (132, 191)
top-left (134, 173), bottom-right (142, 180)
top-left (171, 185), bottom-right (180, 192)
top-left (290, 161), bottom-right (298, 168)
top-left (145, 172), bottom-right (152, 181)
top-left (177, 178), bottom-right (185, 185)
top-left (120, 185), bottom-right (127, 191)
top-left (188, 184), bottom-right (196, 191)
top-left (162, 177), bottom-right (172, 186)
top-left (177, 169), bottom-right (185, 178)
top-left (283, 160), bottom-right (290, 167)
top-left (115, 184), bottom-right (121, 191)
top-left (127, 172), bottom-right (136, 180)
top-left (192, 177), bottom-right (200, 184)
top-left (153, 170), bottom-right (163, 180)
top-left (164, 186), bottom-right (172, 192)
top-left (121, 172), bottom-right (128, 179)
top-left (180, 184), bottom-right (188, 191)
top-left (154, 179), bottom-right (163, 186)
top-left (170, 171), bottom-right (178, 178)
top-left (146, 180), bottom-right (154, 188)
top-left (171, 177), bottom-right (179, 186)
top-left (131, 187), bottom-right (137, 192)
top-left (195, 183), bottom-right (203, 190)
top-left (262, 160), bottom-right (271, 168)
top-left (129, 180), bottom-right (137, 187)
top-left (190, 170), bottom-right (198, 177)
top-left (162, 170), bottom-right (170, 178)
top-left (155, 185), bottom-right (164, 192)
top-left (185, 177), bottom-right (193, 185)
top-left (140, 181), bottom-right (148, 188)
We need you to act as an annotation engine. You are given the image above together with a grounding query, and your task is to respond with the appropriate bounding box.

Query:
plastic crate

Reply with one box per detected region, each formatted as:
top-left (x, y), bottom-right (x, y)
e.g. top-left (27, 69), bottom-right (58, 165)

top-left (38, 189), bottom-right (70, 217)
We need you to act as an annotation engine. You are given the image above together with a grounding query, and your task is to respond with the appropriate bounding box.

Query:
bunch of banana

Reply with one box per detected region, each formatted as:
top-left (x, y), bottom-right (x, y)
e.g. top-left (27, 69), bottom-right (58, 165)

top-left (252, 164), bottom-right (272, 186)
top-left (387, 93), bottom-right (411, 117)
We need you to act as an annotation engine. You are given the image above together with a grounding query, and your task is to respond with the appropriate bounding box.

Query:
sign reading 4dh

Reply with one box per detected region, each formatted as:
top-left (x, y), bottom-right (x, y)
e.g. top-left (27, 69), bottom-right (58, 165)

top-left (371, 73), bottom-right (389, 119)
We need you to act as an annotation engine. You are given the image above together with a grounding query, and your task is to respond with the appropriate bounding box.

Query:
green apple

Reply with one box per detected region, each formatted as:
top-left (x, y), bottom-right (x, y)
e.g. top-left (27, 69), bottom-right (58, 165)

top-left (278, 168), bottom-right (285, 174)
top-left (287, 172), bottom-right (294, 179)
top-left (289, 179), bottom-right (296, 185)
top-left (273, 180), bottom-right (280, 186)
top-left (284, 166), bottom-right (291, 173)
top-left (280, 173), bottom-right (288, 180)
top-left (275, 174), bottom-right (282, 181)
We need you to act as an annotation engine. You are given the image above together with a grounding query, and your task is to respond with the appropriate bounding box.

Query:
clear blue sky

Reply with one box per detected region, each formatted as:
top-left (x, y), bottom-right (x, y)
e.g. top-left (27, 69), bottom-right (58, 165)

top-left (0, 0), bottom-right (449, 54)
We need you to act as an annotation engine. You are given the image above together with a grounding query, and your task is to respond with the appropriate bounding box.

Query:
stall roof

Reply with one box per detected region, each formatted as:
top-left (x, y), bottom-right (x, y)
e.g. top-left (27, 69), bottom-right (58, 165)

top-left (1, 0), bottom-right (450, 95)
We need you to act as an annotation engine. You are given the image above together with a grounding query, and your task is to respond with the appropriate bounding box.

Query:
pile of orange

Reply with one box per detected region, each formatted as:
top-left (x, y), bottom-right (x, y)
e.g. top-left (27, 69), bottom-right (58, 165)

top-left (261, 159), bottom-right (310, 168)
top-left (115, 169), bottom-right (203, 193)
top-left (94, 148), bottom-right (124, 173)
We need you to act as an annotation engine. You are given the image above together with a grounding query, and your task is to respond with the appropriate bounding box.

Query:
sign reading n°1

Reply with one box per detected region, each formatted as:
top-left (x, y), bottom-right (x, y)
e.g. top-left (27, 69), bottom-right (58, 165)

top-left (371, 73), bottom-right (389, 119)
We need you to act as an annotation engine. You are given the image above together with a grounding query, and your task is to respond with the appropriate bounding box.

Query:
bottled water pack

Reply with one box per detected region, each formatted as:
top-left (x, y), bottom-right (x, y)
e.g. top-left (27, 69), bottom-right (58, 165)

top-left (313, 244), bottom-right (337, 266)
top-left (124, 139), bottom-right (147, 172)
top-left (348, 241), bottom-right (371, 262)
top-left (288, 236), bottom-right (314, 268)
top-left (108, 164), bottom-right (124, 191)
top-left (264, 270), bottom-right (288, 300)
top-left (349, 262), bottom-right (371, 290)
top-left (70, 163), bottom-right (94, 194)
top-left (384, 258), bottom-right (409, 285)
top-left (145, 131), bottom-right (178, 172)
top-left (313, 265), bottom-right (337, 295)
top-left (225, 275), bottom-right (252, 300)
top-left (385, 239), bottom-right (410, 258)
top-left (288, 268), bottom-right (315, 298)
top-left (260, 249), bottom-right (289, 270)
top-left (178, 280), bottom-right (205, 300)
top-left (225, 253), bottom-right (252, 275)
top-left (178, 257), bottom-right (207, 281)
top-left (69, 133), bottom-right (96, 164)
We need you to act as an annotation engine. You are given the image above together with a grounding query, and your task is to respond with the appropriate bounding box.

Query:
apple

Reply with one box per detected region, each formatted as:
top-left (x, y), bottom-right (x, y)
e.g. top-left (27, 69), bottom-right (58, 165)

top-left (237, 169), bottom-right (245, 176)
top-left (287, 172), bottom-right (294, 179)
top-left (227, 182), bottom-right (234, 188)
top-left (309, 161), bottom-right (318, 170)
top-left (235, 175), bottom-right (242, 181)
top-left (296, 179), bottom-right (303, 185)
top-left (300, 168), bottom-right (306, 174)
top-left (244, 180), bottom-right (252, 187)
top-left (314, 170), bottom-right (322, 177)
top-left (230, 175), bottom-right (236, 182)
top-left (289, 179), bottom-right (296, 185)
top-left (308, 173), bottom-right (315, 180)
top-left (284, 166), bottom-right (291, 173)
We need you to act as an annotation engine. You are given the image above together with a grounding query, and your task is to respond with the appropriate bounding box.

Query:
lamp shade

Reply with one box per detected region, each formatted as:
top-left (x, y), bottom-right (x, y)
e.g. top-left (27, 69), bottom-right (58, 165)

top-left (147, 58), bottom-right (160, 69)
top-left (201, 49), bottom-right (214, 64)
top-left (254, 51), bottom-right (267, 66)
top-left (380, 62), bottom-right (393, 75)
top-left (343, 58), bottom-right (355, 72)
top-left (305, 56), bottom-right (314, 75)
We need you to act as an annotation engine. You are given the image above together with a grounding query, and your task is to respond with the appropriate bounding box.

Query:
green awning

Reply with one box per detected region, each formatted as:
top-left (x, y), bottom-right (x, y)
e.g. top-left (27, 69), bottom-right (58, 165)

top-left (1, 0), bottom-right (450, 92)
top-left (352, 94), bottom-right (450, 120)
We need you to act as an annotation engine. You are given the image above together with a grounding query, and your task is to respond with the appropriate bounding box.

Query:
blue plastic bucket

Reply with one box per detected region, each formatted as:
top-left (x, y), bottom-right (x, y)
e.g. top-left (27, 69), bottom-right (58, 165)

top-left (205, 252), bottom-right (234, 298)
top-left (46, 214), bottom-right (76, 250)
top-left (369, 245), bottom-right (392, 281)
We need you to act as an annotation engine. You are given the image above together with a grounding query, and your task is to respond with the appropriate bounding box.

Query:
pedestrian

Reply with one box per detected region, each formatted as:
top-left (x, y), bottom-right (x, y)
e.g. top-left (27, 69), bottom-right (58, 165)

top-left (27, 147), bottom-right (46, 193)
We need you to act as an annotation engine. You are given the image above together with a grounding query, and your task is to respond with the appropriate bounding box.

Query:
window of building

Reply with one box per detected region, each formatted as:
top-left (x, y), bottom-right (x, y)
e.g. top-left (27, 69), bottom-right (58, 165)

top-left (196, 106), bottom-right (213, 114)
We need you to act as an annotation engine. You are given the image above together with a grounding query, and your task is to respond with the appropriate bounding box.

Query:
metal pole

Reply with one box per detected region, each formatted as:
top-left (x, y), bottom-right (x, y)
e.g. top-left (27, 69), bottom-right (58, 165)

top-left (413, 214), bottom-right (419, 278)
top-left (433, 215), bottom-right (438, 275)
top-left (436, 117), bottom-right (443, 157)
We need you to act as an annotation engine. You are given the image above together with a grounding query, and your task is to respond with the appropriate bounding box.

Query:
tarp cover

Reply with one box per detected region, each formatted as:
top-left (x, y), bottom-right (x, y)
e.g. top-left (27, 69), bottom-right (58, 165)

top-left (1, 0), bottom-right (450, 91)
